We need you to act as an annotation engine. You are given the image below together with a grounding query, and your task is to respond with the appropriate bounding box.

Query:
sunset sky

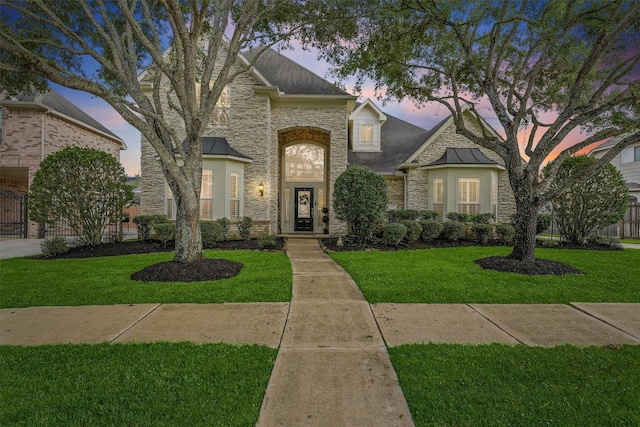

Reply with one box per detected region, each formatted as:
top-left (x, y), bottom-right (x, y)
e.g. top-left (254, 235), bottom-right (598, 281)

top-left (51, 44), bottom-right (601, 177)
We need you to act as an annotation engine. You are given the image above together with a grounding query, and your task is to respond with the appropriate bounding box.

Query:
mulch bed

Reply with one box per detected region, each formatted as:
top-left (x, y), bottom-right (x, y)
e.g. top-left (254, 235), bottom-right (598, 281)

top-left (131, 258), bottom-right (243, 282)
top-left (474, 256), bottom-right (584, 276)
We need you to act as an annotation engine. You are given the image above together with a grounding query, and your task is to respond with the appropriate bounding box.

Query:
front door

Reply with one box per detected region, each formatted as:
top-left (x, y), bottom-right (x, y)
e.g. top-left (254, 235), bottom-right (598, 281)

top-left (294, 188), bottom-right (314, 231)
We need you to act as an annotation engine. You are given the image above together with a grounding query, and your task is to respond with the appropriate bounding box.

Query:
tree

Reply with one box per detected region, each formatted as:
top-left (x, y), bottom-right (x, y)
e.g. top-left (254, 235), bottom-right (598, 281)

top-left (0, 0), bottom-right (306, 263)
top-left (29, 147), bottom-right (134, 246)
top-left (545, 155), bottom-right (628, 243)
top-left (332, 165), bottom-right (388, 241)
top-left (307, 0), bottom-right (640, 263)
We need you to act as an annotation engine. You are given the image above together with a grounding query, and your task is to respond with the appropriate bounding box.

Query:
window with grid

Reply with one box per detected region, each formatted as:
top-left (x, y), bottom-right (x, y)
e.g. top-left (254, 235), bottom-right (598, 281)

top-left (433, 178), bottom-right (444, 219)
top-left (229, 171), bottom-right (240, 220)
top-left (458, 177), bottom-right (480, 215)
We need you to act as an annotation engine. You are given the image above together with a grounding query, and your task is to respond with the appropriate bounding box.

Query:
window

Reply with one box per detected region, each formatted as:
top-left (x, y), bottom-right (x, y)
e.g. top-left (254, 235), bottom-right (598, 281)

top-left (200, 170), bottom-right (213, 219)
top-left (492, 177), bottom-right (498, 219)
top-left (212, 85), bottom-right (230, 125)
top-left (360, 124), bottom-right (373, 145)
top-left (284, 143), bottom-right (325, 182)
top-left (458, 178), bottom-right (480, 215)
top-left (229, 171), bottom-right (240, 220)
top-left (167, 170), bottom-right (213, 219)
top-left (433, 178), bottom-right (444, 219)
top-left (621, 146), bottom-right (640, 163)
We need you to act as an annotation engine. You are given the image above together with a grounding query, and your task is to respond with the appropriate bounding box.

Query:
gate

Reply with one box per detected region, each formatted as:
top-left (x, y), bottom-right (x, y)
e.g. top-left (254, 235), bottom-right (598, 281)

top-left (0, 190), bottom-right (28, 238)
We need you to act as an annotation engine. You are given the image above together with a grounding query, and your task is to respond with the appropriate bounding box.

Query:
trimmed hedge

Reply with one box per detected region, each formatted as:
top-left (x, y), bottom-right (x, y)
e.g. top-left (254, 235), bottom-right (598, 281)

top-left (419, 220), bottom-right (443, 241)
top-left (441, 221), bottom-right (466, 241)
top-left (495, 224), bottom-right (515, 244)
top-left (154, 222), bottom-right (176, 247)
top-left (383, 223), bottom-right (407, 245)
top-left (201, 221), bottom-right (224, 247)
top-left (400, 220), bottom-right (423, 242)
top-left (472, 223), bottom-right (494, 244)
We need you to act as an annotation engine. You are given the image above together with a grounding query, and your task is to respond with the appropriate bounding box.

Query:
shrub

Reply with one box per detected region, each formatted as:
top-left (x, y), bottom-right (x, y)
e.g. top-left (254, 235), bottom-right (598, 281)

top-left (333, 166), bottom-right (388, 241)
top-left (28, 147), bottom-right (134, 246)
top-left (472, 223), bottom-right (494, 244)
top-left (400, 220), bottom-right (422, 242)
top-left (446, 212), bottom-right (471, 223)
top-left (545, 155), bottom-right (628, 243)
top-left (40, 237), bottom-right (69, 258)
top-left (134, 214), bottom-right (168, 240)
top-left (420, 210), bottom-right (439, 220)
top-left (441, 221), bottom-right (466, 241)
top-left (257, 234), bottom-right (276, 249)
top-left (238, 216), bottom-right (253, 241)
top-left (471, 213), bottom-right (495, 224)
top-left (217, 217), bottom-right (231, 241)
top-left (495, 224), bottom-right (515, 244)
top-left (388, 209), bottom-right (422, 222)
top-left (419, 219), bottom-right (443, 241)
top-left (201, 221), bottom-right (223, 247)
top-left (586, 235), bottom-right (621, 248)
top-left (383, 222), bottom-right (407, 245)
top-left (154, 222), bottom-right (176, 247)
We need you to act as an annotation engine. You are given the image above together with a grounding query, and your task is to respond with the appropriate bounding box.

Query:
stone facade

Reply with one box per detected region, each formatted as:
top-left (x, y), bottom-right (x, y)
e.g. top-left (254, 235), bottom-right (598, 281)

top-left (402, 111), bottom-right (515, 222)
top-left (385, 176), bottom-right (405, 210)
top-left (0, 104), bottom-right (123, 237)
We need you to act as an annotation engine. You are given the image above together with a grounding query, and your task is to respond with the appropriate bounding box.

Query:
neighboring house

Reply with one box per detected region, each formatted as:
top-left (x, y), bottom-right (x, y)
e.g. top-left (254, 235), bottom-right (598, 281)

top-left (140, 46), bottom-right (515, 236)
top-left (588, 136), bottom-right (640, 201)
top-left (0, 90), bottom-right (126, 238)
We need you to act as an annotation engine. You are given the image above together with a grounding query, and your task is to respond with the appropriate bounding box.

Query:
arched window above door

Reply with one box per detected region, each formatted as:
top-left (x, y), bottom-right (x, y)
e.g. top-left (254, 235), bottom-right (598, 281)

top-left (284, 143), bottom-right (325, 183)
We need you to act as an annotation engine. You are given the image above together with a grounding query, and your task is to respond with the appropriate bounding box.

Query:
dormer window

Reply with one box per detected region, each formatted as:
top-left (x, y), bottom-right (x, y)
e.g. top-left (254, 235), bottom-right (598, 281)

top-left (349, 99), bottom-right (386, 152)
top-left (360, 124), bottom-right (373, 145)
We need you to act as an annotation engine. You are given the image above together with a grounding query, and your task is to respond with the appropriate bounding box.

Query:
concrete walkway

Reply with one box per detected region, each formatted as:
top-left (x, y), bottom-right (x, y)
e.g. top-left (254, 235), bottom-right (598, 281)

top-left (256, 238), bottom-right (413, 426)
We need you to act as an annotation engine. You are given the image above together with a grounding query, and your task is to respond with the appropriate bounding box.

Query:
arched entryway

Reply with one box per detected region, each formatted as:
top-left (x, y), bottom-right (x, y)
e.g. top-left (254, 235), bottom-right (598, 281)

top-left (279, 128), bottom-right (330, 234)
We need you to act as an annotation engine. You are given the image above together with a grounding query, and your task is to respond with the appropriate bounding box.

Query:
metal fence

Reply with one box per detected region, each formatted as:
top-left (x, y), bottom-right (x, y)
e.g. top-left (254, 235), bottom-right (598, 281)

top-left (0, 190), bottom-right (28, 238)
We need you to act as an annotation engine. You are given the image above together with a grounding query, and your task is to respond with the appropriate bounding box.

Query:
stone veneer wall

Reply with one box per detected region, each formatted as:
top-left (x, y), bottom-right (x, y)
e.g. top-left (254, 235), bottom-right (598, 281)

top-left (1, 106), bottom-right (122, 237)
top-left (385, 176), bottom-right (405, 210)
top-left (405, 112), bottom-right (516, 222)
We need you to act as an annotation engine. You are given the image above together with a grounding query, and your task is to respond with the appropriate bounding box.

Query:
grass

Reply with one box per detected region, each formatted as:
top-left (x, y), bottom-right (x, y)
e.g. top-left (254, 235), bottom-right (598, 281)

top-left (1, 342), bottom-right (276, 426)
top-left (0, 250), bottom-right (292, 308)
top-left (389, 343), bottom-right (640, 426)
top-left (329, 247), bottom-right (640, 304)
top-left (621, 238), bottom-right (640, 245)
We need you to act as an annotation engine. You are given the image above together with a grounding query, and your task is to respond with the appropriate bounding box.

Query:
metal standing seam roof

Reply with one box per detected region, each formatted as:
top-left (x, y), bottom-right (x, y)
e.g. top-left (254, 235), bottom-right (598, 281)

top-left (427, 147), bottom-right (499, 166)
top-left (181, 137), bottom-right (252, 160)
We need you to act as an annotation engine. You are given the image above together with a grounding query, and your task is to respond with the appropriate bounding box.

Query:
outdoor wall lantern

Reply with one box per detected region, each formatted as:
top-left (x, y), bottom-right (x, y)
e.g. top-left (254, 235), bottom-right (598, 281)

top-left (259, 182), bottom-right (264, 197)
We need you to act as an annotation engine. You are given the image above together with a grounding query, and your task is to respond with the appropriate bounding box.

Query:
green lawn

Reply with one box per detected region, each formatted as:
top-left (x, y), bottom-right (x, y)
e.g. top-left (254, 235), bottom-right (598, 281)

top-left (1, 342), bottom-right (276, 426)
top-left (0, 250), bottom-right (292, 308)
top-left (330, 247), bottom-right (640, 304)
top-left (389, 343), bottom-right (640, 426)
top-left (622, 238), bottom-right (640, 245)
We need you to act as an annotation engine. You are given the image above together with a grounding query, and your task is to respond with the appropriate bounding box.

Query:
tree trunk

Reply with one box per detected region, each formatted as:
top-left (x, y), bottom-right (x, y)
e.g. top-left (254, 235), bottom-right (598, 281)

top-left (173, 188), bottom-right (204, 263)
top-left (508, 200), bottom-right (538, 263)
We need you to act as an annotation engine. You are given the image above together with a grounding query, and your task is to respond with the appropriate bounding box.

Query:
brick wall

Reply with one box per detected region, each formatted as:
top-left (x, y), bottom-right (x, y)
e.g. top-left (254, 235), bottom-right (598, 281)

top-left (1, 105), bottom-right (123, 237)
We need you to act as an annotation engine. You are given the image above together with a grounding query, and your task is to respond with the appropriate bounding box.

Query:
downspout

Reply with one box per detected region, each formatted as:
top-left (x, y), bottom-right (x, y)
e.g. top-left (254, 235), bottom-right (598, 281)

top-left (40, 112), bottom-right (45, 161)
top-left (404, 172), bottom-right (408, 210)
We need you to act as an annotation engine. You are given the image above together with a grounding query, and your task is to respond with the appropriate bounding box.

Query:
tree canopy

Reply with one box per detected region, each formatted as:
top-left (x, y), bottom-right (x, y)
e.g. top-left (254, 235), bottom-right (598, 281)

top-left (1, 0), bottom-right (308, 262)
top-left (308, 0), bottom-right (640, 262)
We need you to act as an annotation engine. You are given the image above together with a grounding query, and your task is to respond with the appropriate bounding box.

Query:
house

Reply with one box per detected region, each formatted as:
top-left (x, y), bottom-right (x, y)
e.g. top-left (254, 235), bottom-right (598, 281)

top-left (139, 46), bottom-right (515, 236)
top-left (0, 90), bottom-right (126, 238)
top-left (588, 136), bottom-right (640, 202)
